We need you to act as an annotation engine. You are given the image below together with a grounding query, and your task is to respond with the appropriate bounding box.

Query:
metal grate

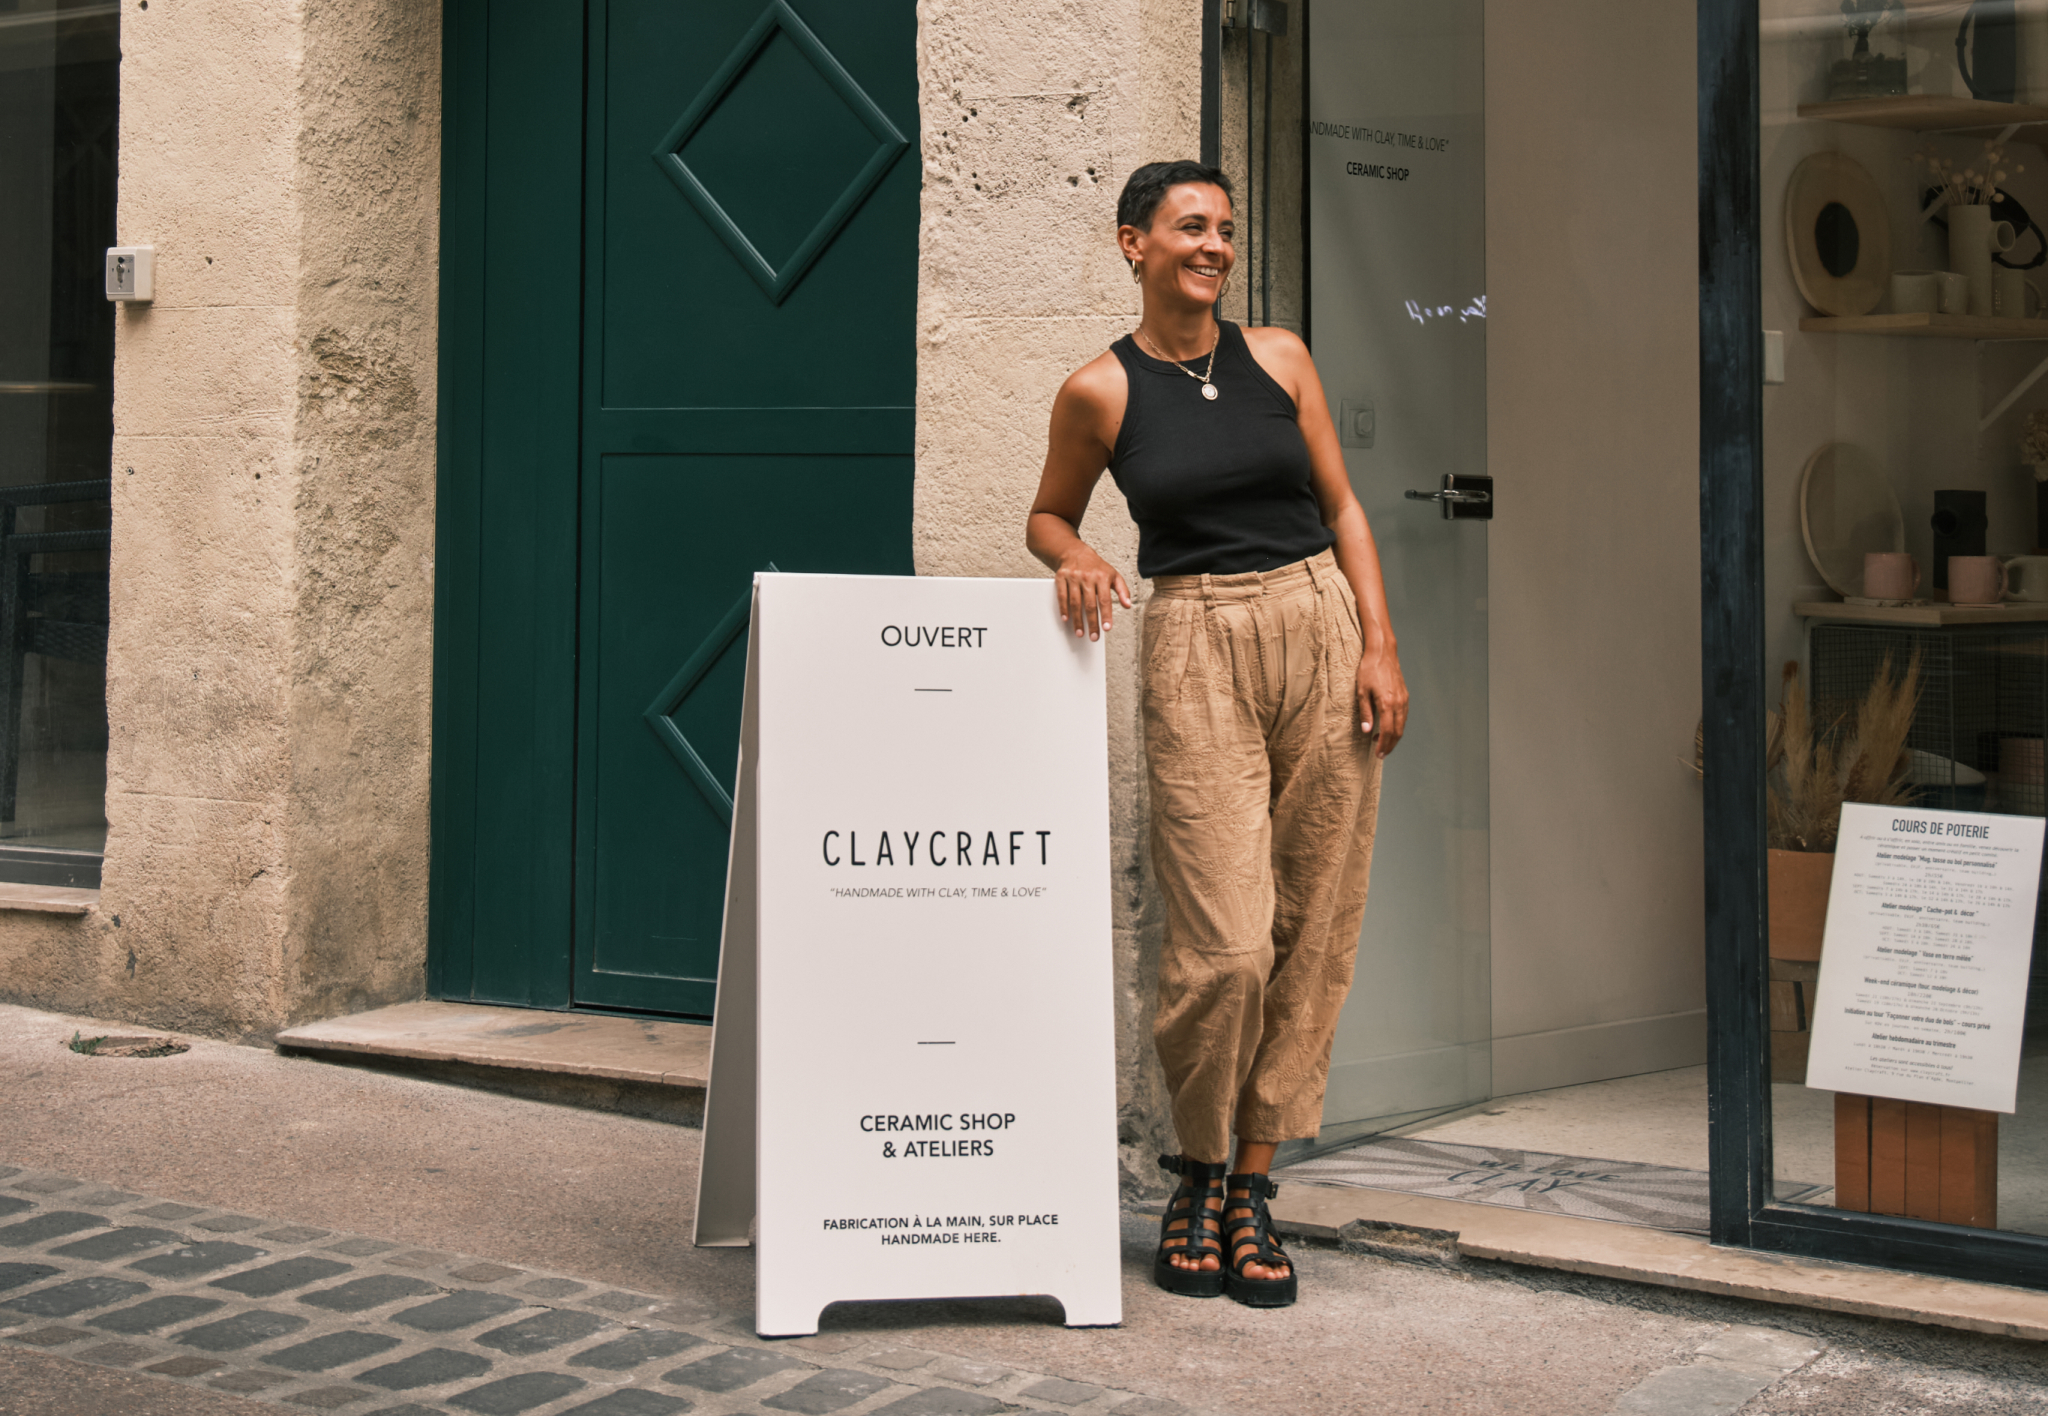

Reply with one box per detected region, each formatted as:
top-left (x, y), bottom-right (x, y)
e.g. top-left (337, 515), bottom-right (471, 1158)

top-left (1808, 624), bottom-right (2048, 1023)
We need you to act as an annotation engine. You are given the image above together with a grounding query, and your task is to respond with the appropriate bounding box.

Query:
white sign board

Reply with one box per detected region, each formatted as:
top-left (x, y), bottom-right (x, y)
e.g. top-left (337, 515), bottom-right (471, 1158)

top-left (1806, 802), bottom-right (2046, 1113)
top-left (693, 574), bottom-right (1122, 1337)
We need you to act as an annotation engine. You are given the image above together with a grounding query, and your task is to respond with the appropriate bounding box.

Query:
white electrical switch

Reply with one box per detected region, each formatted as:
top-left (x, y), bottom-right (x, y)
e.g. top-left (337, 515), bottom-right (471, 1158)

top-left (1763, 329), bottom-right (1785, 385)
top-left (1338, 397), bottom-right (1375, 449)
top-left (105, 247), bottom-right (154, 302)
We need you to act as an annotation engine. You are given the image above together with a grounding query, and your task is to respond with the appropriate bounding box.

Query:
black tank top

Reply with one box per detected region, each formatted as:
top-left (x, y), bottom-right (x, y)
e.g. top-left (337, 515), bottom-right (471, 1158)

top-left (1106, 321), bottom-right (1334, 579)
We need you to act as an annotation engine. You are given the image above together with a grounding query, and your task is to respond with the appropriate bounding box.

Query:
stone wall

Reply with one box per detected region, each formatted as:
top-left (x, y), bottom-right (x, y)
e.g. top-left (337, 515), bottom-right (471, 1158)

top-left (914, 0), bottom-right (1200, 1195)
top-left (0, 0), bottom-right (441, 1038)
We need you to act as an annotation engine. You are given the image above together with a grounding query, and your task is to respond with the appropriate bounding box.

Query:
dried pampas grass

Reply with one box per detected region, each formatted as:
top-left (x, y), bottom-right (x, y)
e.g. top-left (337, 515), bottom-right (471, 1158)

top-left (1767, 651), bottom-right (1920, 852)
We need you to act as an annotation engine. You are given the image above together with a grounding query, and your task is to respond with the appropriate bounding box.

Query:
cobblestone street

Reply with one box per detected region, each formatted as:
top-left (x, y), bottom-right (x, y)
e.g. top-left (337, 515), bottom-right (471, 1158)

top-left (0, 1161), bottom-right (1182, 1416)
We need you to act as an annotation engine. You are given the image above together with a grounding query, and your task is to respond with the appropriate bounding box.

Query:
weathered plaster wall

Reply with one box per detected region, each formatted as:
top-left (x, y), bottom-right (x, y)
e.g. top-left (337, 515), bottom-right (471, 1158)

top-left (286, 0), bottom-right (441, 1025)
top-left (0, 0), bottom-right (440, 1038)
top-left (914, 0), bottom-right (1200, 1195)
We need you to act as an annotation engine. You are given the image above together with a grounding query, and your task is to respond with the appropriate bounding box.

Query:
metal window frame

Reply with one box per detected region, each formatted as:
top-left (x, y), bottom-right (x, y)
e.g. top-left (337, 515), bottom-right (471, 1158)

top-left (1699, 0), bottom-right (2048, 1287)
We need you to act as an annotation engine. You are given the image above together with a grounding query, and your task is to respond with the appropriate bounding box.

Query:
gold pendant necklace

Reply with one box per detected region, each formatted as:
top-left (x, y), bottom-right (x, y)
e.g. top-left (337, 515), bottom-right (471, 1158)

top-left (1138, 326), bottom-right (1220, 400)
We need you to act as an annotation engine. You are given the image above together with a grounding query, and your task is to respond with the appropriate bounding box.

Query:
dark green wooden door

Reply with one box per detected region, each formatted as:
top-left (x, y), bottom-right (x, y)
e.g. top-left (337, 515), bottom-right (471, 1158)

top-left (431, 0), bottom-right (914, 1016)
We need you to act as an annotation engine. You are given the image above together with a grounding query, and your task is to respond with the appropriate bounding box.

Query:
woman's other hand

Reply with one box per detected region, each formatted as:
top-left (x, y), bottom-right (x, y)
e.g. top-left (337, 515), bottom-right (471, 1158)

top-left (1055, 545), bottom-right (1132, 641)
top-left (1357, 644), bottom-right (1408, 758)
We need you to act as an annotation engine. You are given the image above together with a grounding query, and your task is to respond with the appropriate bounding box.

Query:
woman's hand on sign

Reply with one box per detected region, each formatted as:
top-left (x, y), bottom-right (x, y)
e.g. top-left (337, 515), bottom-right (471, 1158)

top-left (1026, 351), bottom-right (1134, 643)
top-left (1054, 545), bottom-right (1132, 641)
top-left (1357, 643), bottom-right (1408, 758)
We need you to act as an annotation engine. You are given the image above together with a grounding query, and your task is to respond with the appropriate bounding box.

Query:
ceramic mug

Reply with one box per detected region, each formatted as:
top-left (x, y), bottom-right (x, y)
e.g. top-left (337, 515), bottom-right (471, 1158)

top-left (1863, 550), bottom-right (1920, 599)
top-left (1951, 554), bottom-right (2006, 605)
top-left (1996, 267), bottom-right (2044, 319)
top-left (2005, 554), bottom-right (2048, 601)
top-left (1937, 270), bottom-right (1972, 314)
top-left (1891, 270), bottom-right (1942, 314)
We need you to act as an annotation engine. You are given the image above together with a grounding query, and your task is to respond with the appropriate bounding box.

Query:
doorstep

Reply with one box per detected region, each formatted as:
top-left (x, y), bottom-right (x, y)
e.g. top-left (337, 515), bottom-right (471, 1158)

top-left (274, 999), bottom-right (710, 1089)
top-left (1271, 1182), bottom-right (2048, 1342)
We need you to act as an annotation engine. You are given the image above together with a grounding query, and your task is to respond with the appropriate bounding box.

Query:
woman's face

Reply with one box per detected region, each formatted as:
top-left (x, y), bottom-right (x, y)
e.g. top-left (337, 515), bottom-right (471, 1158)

top-left (1124, 183), bottom-right (1235, 309)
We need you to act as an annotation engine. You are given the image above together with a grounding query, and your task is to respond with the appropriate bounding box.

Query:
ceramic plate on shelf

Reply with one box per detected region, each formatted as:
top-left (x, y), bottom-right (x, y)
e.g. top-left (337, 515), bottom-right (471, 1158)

top-left (1800, 442), bottom-right (1905, 597)
top-left (1785, 151), bottom-right (1891, 317)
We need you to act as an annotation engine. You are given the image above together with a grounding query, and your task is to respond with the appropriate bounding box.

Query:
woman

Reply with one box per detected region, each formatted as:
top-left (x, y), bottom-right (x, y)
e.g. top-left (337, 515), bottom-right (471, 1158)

top-left (1025, 160), bottom-right (1407, 1309)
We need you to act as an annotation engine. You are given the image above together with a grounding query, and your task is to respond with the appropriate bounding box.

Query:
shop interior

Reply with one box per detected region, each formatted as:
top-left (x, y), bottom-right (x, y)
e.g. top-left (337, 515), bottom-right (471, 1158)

top-left (1247, 0), bottom-right (2048, 1245)
top-left (1750, 0), bottom-right (2048, 1240)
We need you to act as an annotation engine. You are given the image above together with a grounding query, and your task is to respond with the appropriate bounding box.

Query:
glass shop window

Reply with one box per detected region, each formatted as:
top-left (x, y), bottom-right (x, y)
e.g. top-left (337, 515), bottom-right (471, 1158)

top-left (0, 0), bottom-right (116, 882)
top-left (1764, 0), bottom-right (2048, 1239)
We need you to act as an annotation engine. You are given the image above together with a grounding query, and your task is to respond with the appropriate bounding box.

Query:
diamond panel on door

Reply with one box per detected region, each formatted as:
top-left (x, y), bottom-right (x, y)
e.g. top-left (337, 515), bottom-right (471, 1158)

top-left (642, 572), bottom-right (776, 825)
top-left (601, 0), bottom-right (917, 411)
top-left (580, 457), bottom-right (910, 1015)
top-left (651, 0), bottom-right (907, 303)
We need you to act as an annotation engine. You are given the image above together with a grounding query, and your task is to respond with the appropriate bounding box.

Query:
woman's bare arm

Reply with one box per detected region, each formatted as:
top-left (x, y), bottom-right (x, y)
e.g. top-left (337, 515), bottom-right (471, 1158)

top-left (1026, 352), bottom-right (1135, 640)
top-left (1244, 327), bottom-right (1409, 756)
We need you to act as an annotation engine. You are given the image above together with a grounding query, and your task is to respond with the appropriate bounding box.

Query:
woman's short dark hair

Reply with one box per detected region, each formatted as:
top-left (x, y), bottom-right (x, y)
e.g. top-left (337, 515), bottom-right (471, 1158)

top-left (1117, 161), bottom-right (1233, 232)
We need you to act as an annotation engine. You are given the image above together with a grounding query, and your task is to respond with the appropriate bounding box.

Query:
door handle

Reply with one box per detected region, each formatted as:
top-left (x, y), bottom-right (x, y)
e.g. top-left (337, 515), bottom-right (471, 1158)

top-left (1404, 488), bottom-right (1490, 505)
top-left (1403, 473), bottom-right (1493, 521)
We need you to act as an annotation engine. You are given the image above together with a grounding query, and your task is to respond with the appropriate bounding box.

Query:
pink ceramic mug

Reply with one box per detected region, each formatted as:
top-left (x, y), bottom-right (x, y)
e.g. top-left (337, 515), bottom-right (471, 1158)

top-left (1950, 554), bottom-right (2006, 605)
top-left (1863, 551), bottom-right (1919, 599)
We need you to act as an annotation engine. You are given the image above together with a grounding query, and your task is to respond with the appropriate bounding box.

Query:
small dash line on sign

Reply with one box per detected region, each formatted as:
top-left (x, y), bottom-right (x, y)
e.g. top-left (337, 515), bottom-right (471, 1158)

top-left (914, 688), bottom-right (952, 692)
top-left (917, 1041), bottom-right (956, 1045)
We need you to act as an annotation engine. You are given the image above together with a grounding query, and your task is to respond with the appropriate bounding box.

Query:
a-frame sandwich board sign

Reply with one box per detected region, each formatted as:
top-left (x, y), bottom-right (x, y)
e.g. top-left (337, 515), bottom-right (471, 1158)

top-left (694, 573), bottom-right (1122, 1337)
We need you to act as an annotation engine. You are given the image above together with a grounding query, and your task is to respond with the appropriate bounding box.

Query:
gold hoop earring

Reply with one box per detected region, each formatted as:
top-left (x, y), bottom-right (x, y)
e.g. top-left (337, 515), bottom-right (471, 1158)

top-left (1131, 262), bottom-right (1143, 284)
top-left (1217, 273), bottom-right (1232, 305)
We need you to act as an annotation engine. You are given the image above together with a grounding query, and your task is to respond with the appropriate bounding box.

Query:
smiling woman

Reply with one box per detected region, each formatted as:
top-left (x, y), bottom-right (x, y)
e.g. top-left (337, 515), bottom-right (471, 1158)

top-left (1023, 159), bottom-right (1409, 1310)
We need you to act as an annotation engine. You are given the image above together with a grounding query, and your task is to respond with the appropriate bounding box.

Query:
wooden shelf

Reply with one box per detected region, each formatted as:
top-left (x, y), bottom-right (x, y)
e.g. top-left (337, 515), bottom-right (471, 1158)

top-left (1800, 312), bottom-right (2048, 340)
top-left (1797, 95), bottom-right (2048, 134)
top-left (1795, 600), bottom-right (2048, 625)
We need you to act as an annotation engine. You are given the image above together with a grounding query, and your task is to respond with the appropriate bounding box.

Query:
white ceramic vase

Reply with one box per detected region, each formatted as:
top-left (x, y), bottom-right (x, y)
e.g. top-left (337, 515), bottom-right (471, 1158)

top-left (1952, 203), bottom-right (1996, 316)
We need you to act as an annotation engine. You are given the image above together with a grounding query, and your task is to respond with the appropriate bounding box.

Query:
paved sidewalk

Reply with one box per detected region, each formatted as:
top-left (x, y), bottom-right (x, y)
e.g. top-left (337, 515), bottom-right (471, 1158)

top-left (5, 1005), bottom-right (2047, 1414)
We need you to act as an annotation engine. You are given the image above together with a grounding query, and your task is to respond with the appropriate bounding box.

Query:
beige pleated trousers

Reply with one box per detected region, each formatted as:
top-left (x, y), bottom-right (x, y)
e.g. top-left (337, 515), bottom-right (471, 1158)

top-left (1142, 548), bottom-right (1383, 1164)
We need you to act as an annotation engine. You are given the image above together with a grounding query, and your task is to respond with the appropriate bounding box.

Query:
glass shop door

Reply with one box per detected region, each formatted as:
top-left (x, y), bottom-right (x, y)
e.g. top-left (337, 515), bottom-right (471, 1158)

top-left (1301, 0), bottom-right (1491, 1144)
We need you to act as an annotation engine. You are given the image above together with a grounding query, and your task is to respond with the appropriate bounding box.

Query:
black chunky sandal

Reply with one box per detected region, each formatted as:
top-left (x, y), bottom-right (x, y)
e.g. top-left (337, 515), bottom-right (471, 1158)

top-left (1152, 1154), bottom-right (1228, 1298)
top-left (1221, 1173), bottom-right (1297, 1308)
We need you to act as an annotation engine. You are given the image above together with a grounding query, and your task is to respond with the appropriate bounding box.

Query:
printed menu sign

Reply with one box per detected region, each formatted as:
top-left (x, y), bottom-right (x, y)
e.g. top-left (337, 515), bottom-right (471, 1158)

top-left (692, 574), bottom-right (1121, 1337)
top-left (1806, 803), bottom-right (2045, 1112)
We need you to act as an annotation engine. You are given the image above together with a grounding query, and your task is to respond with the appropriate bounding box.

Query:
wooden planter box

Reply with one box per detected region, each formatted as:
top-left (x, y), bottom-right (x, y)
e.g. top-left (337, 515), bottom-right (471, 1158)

top-left (1835, 1094), bottom-right (1998, 1228)
top-left (1767, 848), bottom-right (1832, 960)
top-left (1773, 854), bottom-right (2002, 1222)
top-left (1768, 959), bottom-right (1817, 1084)
top-left (1767, 849), bottom-right (1832, 1082)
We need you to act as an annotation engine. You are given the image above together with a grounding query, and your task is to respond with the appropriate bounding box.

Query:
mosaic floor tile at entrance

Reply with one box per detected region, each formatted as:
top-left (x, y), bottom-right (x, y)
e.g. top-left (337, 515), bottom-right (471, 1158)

top-left (1276, 1139), bottom-right (1827, 1235)
top-left (0, 1163), bottom-right (1186, 1416)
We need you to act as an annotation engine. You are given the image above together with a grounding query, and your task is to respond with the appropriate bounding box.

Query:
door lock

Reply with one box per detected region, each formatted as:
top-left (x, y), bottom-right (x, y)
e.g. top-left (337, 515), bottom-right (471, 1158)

top-left (1403, 473), bottom-right (1493, 521)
